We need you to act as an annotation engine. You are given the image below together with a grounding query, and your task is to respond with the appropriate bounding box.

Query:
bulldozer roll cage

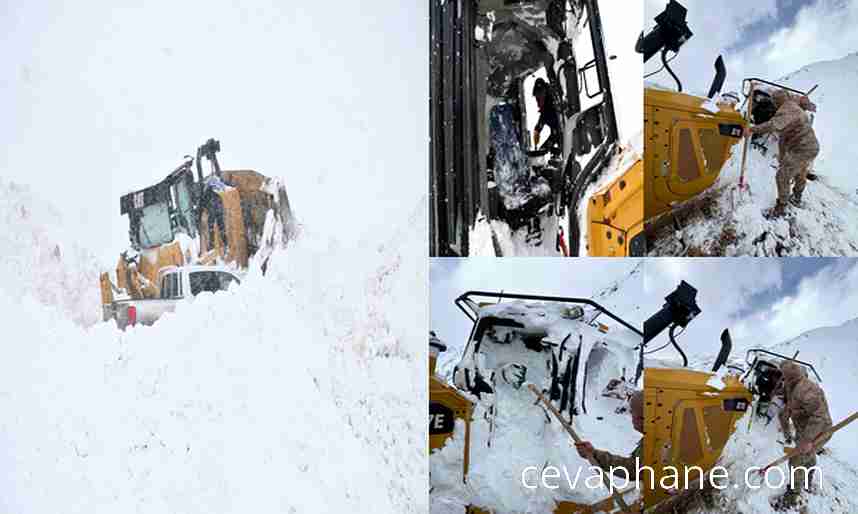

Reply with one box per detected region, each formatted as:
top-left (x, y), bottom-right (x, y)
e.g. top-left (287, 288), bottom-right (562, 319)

top-left (742, 348), bottom-right (822, 383)
top-left (454, 290), bottom-right (643, 337)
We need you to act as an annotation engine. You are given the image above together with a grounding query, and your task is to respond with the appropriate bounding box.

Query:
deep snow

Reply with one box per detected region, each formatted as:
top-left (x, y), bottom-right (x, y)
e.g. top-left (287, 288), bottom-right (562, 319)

top-left (0, 183), bottom-right (427, 513)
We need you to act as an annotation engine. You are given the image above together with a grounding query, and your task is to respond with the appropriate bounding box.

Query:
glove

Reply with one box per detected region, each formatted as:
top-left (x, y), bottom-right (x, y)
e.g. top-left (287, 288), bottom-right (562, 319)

top-left (533, 130), bottom-right (541, 147)
top-left (500, 363), bottom-right (527, 389)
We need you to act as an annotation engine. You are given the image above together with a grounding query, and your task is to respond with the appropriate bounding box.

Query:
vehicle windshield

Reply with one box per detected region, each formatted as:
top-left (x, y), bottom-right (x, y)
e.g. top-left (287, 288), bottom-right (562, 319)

top-left (189, 271), bottom-right (239, 296)
top-left (137, 202), bottom-right (174, 248)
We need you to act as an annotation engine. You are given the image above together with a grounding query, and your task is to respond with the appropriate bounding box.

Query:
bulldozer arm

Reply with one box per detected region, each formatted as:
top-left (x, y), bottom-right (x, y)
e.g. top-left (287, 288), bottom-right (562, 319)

top-left (642, 367), bottom-right (752, 509)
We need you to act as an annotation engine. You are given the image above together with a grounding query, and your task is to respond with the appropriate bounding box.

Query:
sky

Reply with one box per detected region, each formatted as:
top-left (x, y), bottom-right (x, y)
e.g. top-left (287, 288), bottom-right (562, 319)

top-left (643, 0), bottom-right (858, 95)
top-left (1, 1), bottom-right (426, 264)
top-left (643, 257), bottom-right (858, 362)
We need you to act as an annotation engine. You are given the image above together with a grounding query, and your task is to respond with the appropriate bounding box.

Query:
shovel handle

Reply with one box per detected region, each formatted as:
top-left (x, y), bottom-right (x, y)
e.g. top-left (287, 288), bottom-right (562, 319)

top-left (528, 384), bottom-right (633, 514)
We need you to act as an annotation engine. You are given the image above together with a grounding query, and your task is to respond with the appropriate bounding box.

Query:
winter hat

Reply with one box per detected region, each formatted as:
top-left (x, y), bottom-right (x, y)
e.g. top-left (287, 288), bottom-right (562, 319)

top-left (780, 361), bottom-right (807, 387)
top-left (772, 89), bottom-right (789, 107)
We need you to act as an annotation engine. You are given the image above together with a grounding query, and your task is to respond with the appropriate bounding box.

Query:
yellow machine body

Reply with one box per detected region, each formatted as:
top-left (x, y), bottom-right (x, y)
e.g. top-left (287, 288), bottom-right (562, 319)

top-left (644, 88), bottom-right (746, 223)
top-left (429, 353), bottom-right (474, 475)
top-left (587, 159), bottom-right (644, 257)
top-left (642, 367), bottom-right (752, 509)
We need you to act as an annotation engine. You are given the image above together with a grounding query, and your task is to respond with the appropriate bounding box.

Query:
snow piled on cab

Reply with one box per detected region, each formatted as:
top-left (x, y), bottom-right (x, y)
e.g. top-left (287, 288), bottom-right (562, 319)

top-left (0, 189), bottom-right (427, 513)
top-left (649, 52), bottom-right (858, 257)
top-left (430, 287), bottom-right (643, 512)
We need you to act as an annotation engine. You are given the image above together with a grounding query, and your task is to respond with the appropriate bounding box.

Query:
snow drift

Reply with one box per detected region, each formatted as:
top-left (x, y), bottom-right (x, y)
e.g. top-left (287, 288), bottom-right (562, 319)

top-left (0, 178), bottom-right (103, 326)
top-left (0, 184), bottom-right (427, 513)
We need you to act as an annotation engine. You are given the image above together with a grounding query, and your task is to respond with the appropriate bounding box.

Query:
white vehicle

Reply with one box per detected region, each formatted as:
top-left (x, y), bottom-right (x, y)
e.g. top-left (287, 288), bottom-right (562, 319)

top-left (104, 265), bottom-right (242, 330)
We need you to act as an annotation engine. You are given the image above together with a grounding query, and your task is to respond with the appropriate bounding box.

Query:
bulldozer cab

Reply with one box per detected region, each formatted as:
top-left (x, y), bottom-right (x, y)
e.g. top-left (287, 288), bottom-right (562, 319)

top-left (431, 292), bottom-right (644, 513)
top-left (120, 160), bottom-right (199, 251)
top-left (430, 0), bottom-right (620, 256)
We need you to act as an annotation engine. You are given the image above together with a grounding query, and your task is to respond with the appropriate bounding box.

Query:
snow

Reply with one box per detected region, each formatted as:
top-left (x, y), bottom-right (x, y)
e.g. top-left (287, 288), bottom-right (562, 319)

top-left (673, 318), bottom-right (858, 513)
top-left (649, 142), bottom-right (858, 256)
top-left (430, 268), bottom-right (644, 513)
top-left (0, 184), bottom-right (427, 513)
top-left (705, 368), bottom-right (727, 391)
top-left (0, 179), bottom-right (102, 326)
top-left (649, 52), bottom-right (858, 257)
top-left (469, 215), bottom-right (562, 257)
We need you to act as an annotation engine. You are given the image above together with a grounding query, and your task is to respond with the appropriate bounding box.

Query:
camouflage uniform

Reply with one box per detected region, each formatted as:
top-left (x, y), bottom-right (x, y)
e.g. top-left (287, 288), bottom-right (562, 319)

top-left (778, 362), bottom-right (832, 493)
top-left (751, 91), bottom-right (820, 204)
top-left (592, 439), bottom-right (642, 479)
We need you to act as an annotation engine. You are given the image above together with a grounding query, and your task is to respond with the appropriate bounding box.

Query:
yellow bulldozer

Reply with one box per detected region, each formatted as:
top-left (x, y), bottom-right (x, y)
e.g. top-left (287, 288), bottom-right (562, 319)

top-left (585, 0), bottom-right (749, 257)
top-left (99, 138), bottom-right (294, 320)
top-left (639, 281), bottom-right (827, 513)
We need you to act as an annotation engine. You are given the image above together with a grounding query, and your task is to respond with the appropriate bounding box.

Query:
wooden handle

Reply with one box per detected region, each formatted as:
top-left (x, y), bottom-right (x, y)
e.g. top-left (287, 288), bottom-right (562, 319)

top-left (760, 410), bottom-right (858, 473)
top-left (528, 384), bottom-right (633, 514)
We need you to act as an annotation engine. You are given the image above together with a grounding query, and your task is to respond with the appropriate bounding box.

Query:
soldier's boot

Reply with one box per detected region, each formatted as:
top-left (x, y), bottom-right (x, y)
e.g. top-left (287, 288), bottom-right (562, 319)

top-left (771, 487), bottom-right (803, 511)
top-left (765, 199), bottom-right (788, 219)
top-left (790, 189), bottom-right (804, 208)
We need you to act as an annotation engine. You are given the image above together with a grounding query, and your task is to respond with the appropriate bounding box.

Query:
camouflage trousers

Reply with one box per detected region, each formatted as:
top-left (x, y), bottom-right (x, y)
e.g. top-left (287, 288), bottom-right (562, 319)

top-left (788, 433), bottom-right (829, 492)
top-left (788, 451), bottom-right (817, 492)
top-left (776, 148), bottom-right (818, 202)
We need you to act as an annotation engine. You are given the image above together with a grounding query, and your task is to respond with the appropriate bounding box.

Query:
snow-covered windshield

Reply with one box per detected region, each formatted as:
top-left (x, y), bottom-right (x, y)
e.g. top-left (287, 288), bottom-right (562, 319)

top-left (137, 202), bottom-right (173, 248)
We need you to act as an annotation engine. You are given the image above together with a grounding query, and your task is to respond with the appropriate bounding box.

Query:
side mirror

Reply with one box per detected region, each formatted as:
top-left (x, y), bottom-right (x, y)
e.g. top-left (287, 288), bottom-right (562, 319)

top-left (712, 328), bottom-right (733, 373)
top-left (707, 55), bottom-right (726, 99)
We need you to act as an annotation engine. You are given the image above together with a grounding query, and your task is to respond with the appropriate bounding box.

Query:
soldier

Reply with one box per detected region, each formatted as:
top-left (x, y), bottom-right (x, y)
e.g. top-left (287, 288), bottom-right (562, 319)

top-left (772, 361), bottom-right (833, 511)
top-left (744, 89), bottom-right (820, 218)
top-left (532, 78), bottom-right (562, 153)
top-left (574, 390), bottom-right (643, 478)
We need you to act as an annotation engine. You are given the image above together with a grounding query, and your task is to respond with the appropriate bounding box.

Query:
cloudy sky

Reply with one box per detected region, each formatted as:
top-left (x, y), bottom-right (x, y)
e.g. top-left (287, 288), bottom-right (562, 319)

top-left (644, 0), bottom-right (858, 94)
top-left (643, 257), bottom-right (858, 362)
top-left (1, 1), bottom-right (426, 263)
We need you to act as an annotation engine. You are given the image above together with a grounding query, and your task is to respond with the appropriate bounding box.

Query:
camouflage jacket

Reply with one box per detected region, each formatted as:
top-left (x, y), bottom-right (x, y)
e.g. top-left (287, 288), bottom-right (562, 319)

top-left (592, 439), bottom-right (642, 479)
top-left (783, 377), bottom-right (833, 444)
top-left (752, 99), bottom-right (819, 158)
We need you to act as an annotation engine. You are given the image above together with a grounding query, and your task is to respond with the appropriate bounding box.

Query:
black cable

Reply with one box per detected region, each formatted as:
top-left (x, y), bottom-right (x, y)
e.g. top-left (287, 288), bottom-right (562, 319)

top-left (643, 50), bottom-right (678, 79)
top-left (669, 324), bottom-right (689, 367)
top-left (644, 325), bottom-right (685, 355)
top-left (662, 48), bottom-right (683, 92)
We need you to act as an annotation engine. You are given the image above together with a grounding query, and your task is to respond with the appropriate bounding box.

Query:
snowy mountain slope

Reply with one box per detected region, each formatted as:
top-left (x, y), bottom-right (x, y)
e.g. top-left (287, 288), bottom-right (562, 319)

top-left (649, 52), bottom-right (858, 257)
top-left (0, 189), bottom-right (427, 512)
top-left (0, 179), bottom-right (104, 326)
top-left (675, 319), bottom-right (858, 513)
